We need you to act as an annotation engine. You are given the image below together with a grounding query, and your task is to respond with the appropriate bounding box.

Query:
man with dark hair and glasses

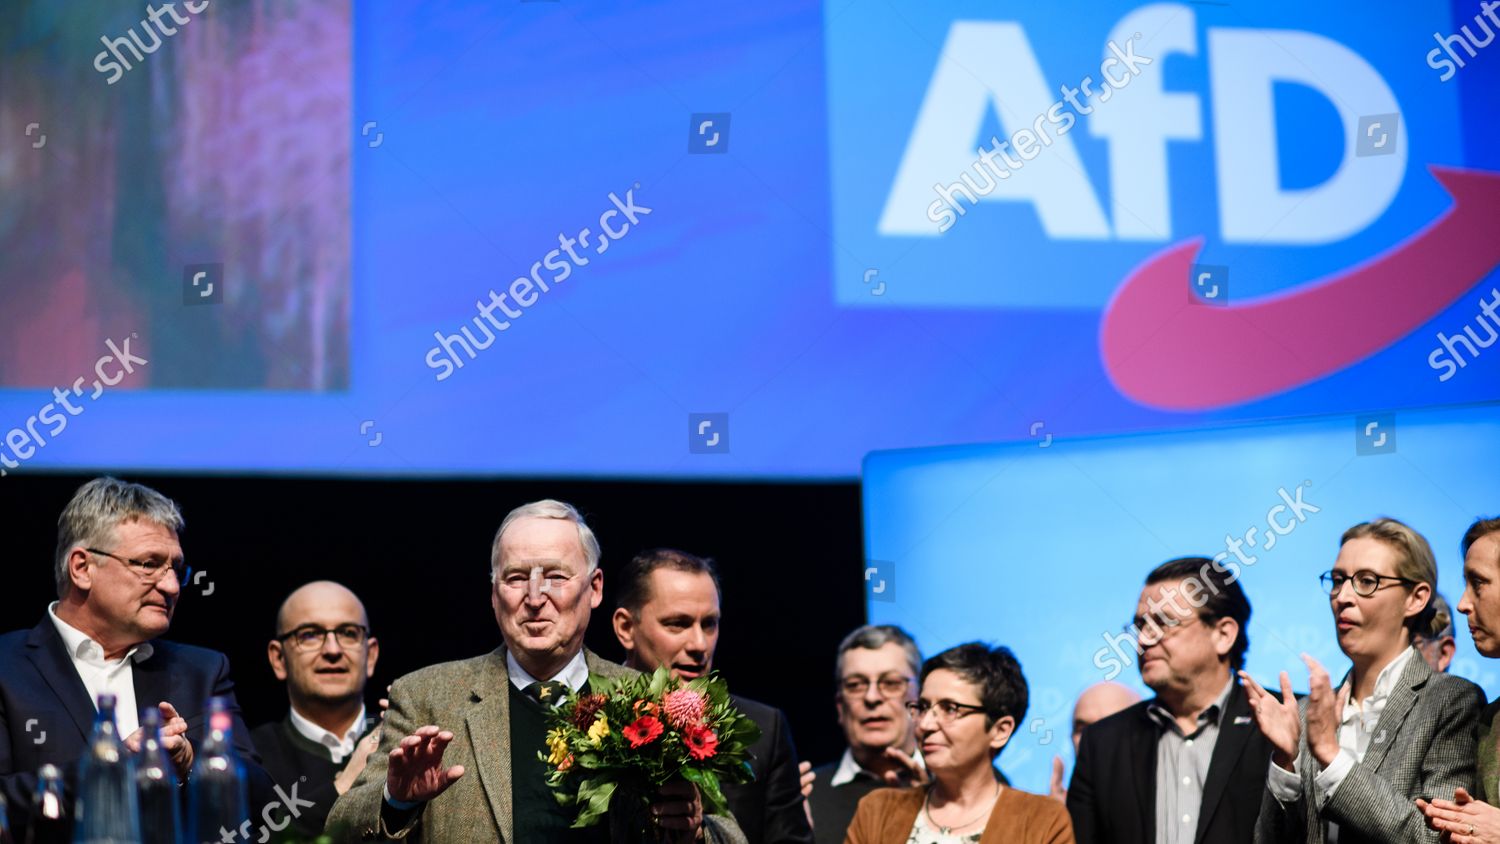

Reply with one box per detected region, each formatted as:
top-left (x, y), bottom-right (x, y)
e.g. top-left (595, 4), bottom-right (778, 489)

top-left (1068, 555), bottom-right (1276, 844)
top-left (0, 476), bottom-right (273, 841)
top-left (252, 580), bottom-right (383, 839)
top-left (1247, 517), bottom-right (1482, 844)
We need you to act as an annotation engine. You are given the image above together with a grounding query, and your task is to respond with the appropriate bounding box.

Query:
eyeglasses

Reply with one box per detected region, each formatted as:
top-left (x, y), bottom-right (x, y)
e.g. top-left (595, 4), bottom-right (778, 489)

top-left (276, 624), bottom-right (370, 652)
top-left (841, 674), bottom-right (913, 699)
top-left (905, 698), bottom-right (989, 724)
top-left (1320, 570), bottom-right (1418, 598)
top-left (1124, 612), bottom-right (1203, 643)
top-left (86, 548), bottom-right (190, 587)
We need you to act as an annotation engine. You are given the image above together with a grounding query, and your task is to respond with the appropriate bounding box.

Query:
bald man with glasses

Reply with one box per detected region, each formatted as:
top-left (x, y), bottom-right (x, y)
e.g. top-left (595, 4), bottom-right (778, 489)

top-left (252, 581), bottom-right (384, 839)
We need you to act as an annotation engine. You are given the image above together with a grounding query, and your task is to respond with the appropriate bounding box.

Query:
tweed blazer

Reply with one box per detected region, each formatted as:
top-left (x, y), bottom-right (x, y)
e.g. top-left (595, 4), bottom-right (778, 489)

top-left (1253, 653), bottom-right (1483, 844)
top-left (326, 646), bottom-right (746, 843)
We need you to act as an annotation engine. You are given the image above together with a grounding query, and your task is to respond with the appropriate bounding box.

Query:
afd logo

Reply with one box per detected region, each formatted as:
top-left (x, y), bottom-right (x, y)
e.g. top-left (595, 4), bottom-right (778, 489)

top-left (826, 1), bottom-right (1499, 409)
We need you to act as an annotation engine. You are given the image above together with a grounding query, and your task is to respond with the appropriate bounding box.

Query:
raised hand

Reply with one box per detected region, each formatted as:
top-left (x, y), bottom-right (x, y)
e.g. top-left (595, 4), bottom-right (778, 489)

top-left (1300, 655), bottom-right (1344, 769)
top-left (386, 725), bottom-right (465, 804)
top-left (799, 760), bottom-right (816, 829)
top-left (1239, 670), bottom-right (1301, 770)
top-left (882, 746), bottom-right (930, 786)
top-left (1049, 756), bottom-right (1068, 803)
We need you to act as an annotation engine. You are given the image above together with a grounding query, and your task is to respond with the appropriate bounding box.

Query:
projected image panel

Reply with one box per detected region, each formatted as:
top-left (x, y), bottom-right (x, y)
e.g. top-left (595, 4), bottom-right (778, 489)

top-left (0, 0), bottom-right (351, 390)
top-left (862, 405), bottom-right (1500, 795)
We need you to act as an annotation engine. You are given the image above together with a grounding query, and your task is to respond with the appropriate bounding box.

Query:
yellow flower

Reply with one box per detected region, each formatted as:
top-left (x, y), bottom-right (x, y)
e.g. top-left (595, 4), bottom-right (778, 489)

top-left (586, 714), bottom-right (610, 747)
top-left (546, 729), bottom-right (570, 766)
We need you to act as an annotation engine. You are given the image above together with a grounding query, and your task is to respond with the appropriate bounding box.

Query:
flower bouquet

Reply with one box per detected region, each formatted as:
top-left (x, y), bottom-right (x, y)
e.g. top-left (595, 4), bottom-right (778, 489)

top-left (539, 666), bottom-right (762, 834)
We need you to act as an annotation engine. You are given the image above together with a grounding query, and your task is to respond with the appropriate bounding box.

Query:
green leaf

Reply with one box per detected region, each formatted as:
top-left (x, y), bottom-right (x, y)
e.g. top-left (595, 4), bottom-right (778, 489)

top-left (680, 767), bottom-right (728, 816)
top-left (572, 777), bottom-right (619, 828)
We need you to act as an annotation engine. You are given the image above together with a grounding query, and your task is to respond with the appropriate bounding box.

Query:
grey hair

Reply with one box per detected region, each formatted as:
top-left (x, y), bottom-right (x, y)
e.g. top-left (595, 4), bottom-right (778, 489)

top-left (834, 624), bottom-right (922, 686)
top-left (489, 499), bottom-right (600, 580)
top-left (55, 477), bottom-right (185, 598)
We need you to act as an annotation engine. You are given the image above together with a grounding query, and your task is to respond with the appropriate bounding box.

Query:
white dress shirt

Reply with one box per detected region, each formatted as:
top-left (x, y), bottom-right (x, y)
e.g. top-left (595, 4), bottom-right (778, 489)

top-left (48, 601), bottom-right (154, 737)
top-left (1267, 646), bottom-right (1417, 842)
top-left (289, 704), bottom-right (367, 765)
top-left (829, 747), bottom-right (926, 786)
top-left (506, 648), bottom-right (590, 694)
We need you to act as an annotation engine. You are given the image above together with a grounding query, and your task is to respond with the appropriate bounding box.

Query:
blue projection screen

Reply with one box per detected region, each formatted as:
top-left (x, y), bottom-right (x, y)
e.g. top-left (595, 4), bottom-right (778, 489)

top-left (862, 404), bottom-right (1500, 794)
top-left (0, 0), bottom-right (1497, 477)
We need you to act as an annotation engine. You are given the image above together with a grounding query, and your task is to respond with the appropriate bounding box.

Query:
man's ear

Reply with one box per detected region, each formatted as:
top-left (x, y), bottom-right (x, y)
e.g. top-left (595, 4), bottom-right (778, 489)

top-left (267, 639), bottom-right (288, 682)
top-left (588, 567), bottom-right (604, 610)
top-left (365, 637), bottom-right (380, 679)
top-left (1213, 616), bottom-right (1240, 660)
top-left (613, 607), bottom-right (635, 652)
top-left (67, 547), bottom-right (94, 593)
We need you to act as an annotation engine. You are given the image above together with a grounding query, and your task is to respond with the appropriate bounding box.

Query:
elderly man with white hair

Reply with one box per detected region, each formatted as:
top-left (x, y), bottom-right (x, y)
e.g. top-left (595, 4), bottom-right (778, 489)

top-left (326, 499), bottom-right (747, 844)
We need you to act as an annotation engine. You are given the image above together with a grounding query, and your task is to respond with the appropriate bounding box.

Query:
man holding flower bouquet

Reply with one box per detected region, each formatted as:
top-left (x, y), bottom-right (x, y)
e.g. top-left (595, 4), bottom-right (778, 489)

top-left (326, 500), bottom-right (748, 843)
top-left (612, 548), bottom-right (816, 844)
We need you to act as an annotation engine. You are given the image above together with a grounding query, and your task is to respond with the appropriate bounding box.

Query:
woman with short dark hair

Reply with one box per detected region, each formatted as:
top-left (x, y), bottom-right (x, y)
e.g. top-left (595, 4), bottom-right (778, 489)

top-left (844, 643), bottom-right (1073, 844)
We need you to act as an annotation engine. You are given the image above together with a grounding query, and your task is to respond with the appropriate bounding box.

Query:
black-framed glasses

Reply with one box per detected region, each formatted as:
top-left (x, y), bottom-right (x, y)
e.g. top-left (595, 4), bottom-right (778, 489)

top-left (905, 698), bottom-right (989, 724)
top-left (85, 548), bottom-right (190, 587)
top-left (1320, 570), bottom-right (1417, 598)
top-left (276, 624), bottom-right (370, 652)
top-left (841, 674), bottom-right (914, 699)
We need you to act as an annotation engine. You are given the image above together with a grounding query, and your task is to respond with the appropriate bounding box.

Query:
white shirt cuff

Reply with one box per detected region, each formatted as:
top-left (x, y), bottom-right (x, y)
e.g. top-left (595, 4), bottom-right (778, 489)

top-left (1312, 748), bottom-right (1356, 808)
top-left (1267, 757), bottom-right (1303, 802)
top-left (383, 784), bottom-right (422, 812)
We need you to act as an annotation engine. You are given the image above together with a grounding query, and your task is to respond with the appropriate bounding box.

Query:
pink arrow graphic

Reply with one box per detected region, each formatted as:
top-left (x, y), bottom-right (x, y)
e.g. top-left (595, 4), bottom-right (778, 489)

top-left (1100, 166), bottom-right (1500, 411)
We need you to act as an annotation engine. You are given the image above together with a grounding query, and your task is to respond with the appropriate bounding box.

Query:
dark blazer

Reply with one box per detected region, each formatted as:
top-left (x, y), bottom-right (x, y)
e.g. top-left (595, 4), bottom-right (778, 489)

top-left (723, 695), bottom-right (814, 844)
top-left (0, 615), bottom-right (274, 840)
top-left (251, 712), bottom-right (376, 839)
top-left (1253, 654), bottom-right (1483, 844)
top-left (1067, 679), bottom-right (1276, 844)
top-left (808, 758), bottom-right (887, 844)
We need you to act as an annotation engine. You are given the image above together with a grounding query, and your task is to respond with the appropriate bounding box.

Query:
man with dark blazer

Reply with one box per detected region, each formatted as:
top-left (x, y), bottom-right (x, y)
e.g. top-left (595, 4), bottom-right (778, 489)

top-left (0, 477), bottom-right (272, 841)
top-left (1068, 556), bottom-right (1275, 844)
top-left (252, 581), bottom-right (383, 839)
top-left (612, 548), bottom-right (814, 844)
top-left (327, 501), bottom-right (746, 843)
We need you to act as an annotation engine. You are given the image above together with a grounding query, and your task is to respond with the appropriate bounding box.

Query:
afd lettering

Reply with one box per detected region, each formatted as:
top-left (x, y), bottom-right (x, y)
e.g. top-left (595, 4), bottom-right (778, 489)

top-left (880, 4), bottom-right (1404, 244)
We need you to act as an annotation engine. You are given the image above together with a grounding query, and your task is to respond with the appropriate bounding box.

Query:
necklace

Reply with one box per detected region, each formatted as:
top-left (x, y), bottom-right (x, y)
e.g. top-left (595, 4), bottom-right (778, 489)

top-left (923, 781), bottom-right (1001, 835)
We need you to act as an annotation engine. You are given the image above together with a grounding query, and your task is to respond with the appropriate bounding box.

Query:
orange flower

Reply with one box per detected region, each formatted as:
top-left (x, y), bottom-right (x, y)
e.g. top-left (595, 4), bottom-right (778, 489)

top-left (633, 699), bottom-right (661, 719)
top-left (683, 725), bottom-right (718, 760)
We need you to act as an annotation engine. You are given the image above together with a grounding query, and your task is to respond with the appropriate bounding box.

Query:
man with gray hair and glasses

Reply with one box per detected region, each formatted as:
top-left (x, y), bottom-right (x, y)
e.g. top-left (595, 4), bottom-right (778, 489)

top-left (327, 499), bottom-right (746, 843)
top-left (0, 476), bottom-right (273, 840)
top-left (805, 624), bottom-right (923, 844)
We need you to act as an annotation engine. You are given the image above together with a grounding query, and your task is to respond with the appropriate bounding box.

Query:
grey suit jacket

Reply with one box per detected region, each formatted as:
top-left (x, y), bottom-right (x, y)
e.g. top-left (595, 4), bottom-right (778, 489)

top-left (1253, 653), bottom-right (1483, 844)
top-left (326, 646), bottom-right (747, 843)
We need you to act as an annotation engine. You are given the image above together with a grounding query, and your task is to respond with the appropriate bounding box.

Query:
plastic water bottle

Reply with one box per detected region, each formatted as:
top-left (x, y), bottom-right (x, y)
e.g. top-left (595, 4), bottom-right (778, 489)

top-left (24, 764), bottom-right (68, 844)
top-left (135, 709), bottom-right (180, 844)
top-left (72, 693), bottom-right (141, 843)
top-left (186, 698), bottom-right (246, 844)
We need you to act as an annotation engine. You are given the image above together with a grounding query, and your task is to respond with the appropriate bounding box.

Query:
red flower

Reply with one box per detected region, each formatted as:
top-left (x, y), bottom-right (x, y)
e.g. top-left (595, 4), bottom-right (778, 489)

top-left (559, 753), bottom-right (575, 772)
top-left (622, 715), bottom-right (665, 748)
top-left (683, 725), bottom-right (718, 760)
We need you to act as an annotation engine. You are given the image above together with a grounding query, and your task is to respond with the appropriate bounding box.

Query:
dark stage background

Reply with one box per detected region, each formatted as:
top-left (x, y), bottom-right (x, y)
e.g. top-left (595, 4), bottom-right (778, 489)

top-left (0, 474), bottom-right (866, 770)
